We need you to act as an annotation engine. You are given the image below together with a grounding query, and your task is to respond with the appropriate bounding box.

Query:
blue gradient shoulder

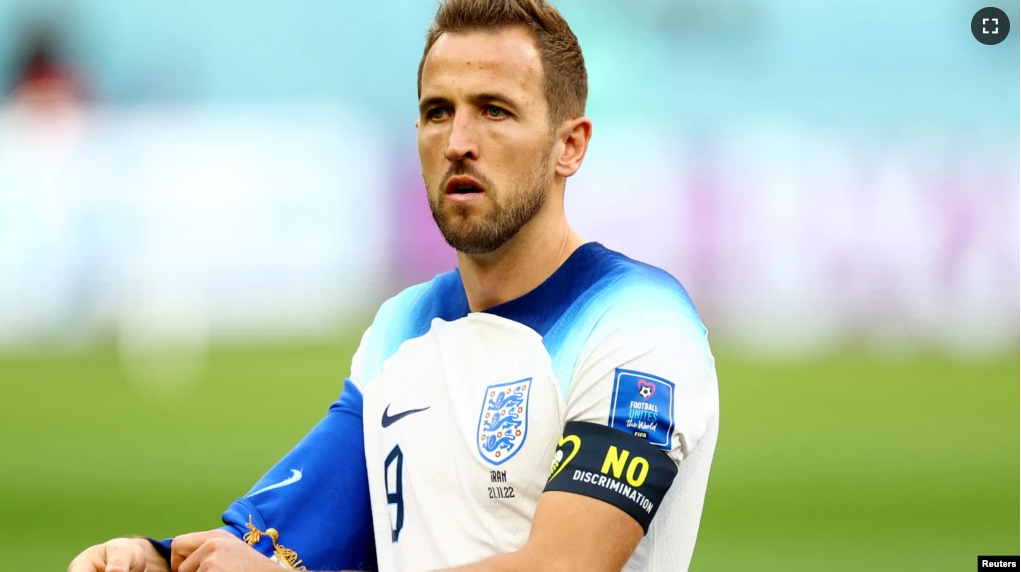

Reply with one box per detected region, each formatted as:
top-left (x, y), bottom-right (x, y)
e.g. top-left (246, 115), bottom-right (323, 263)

top-left (593, 254), bottom-right (704, 332)
top-left (360, 269), bottom-right (470, 386)
top-left (538, 244), bottom-right (710, 397)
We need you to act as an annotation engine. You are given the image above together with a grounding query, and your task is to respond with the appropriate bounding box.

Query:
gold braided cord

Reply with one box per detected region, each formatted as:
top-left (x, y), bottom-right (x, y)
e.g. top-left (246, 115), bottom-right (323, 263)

top-left (243, 515), bottom-right (263, 546)
top-left (272, 544), bottom-right (306, 570)
top-left (243, 514), bottom-right (308, 571)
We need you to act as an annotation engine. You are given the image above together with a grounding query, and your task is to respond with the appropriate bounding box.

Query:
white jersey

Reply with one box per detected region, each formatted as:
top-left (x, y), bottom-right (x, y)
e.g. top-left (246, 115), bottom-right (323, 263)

top-left (351, 243), bottom-right (719, 572)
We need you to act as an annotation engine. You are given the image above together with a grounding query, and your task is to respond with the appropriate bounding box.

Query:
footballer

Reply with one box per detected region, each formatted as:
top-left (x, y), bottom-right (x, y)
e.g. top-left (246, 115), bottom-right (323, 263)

top-left (68, 0), bottom-right (718, 571)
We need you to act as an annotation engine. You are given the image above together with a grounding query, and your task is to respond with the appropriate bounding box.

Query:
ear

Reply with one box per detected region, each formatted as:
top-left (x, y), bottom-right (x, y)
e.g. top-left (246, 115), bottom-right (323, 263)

top-left (415, 119), bottom-right (420, 129)
top-left (554, 117), bottom-right (593, 178)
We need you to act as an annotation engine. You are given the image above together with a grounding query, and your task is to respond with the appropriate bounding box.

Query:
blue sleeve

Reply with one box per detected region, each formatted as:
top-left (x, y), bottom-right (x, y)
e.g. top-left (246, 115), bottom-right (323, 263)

top-left (149, 381), bottom-right (376, 571)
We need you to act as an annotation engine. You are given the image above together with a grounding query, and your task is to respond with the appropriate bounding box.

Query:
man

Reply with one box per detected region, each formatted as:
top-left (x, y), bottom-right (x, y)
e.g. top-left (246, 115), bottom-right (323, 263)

top-left (68, 0), bottom-right (718, 571)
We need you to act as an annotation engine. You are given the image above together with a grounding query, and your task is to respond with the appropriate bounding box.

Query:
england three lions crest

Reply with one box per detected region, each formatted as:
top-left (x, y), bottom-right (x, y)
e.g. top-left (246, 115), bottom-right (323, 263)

top-left (477, 378), bottom-right (532, 466)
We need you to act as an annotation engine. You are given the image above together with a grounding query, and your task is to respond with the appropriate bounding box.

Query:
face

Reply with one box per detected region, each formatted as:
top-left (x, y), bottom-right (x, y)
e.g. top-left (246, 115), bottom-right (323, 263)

top-left (417, 27), bottom-right (557, 255)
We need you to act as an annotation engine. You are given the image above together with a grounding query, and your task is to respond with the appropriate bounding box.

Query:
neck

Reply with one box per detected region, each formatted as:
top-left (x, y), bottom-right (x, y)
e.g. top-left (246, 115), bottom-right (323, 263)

top-left (457, 207), bottom-right (585, 313)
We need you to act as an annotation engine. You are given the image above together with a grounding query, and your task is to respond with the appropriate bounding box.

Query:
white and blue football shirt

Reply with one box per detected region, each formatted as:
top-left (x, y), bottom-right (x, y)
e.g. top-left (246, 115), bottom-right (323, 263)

top-left (157, 242), bottom-right (718, 571)
top-left (353, 242), bottom-right (719, 572)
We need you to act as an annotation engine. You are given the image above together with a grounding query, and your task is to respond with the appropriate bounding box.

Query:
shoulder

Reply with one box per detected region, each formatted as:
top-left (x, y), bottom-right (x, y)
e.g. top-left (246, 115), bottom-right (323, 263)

top-left (597, 259), bottom-right (706, 343)
top-left (376, 269), bottom-right (468, 326)
top-left (540, 244), bottom-right (712, 394)
top-left (589, 255), bottom-right (712, 376)
top-left (548, 244), bottom-right (707, 350)
top-left (359, 269), bottom-right (470, 385)
top-left (558, 248), bottom-right (718, 458)
top-left (595, 249), bottom-right (701, 321)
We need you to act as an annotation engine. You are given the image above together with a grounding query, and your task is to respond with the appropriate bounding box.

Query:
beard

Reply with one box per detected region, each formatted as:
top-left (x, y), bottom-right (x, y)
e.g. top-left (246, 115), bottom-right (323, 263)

top-left (427, 142), bottom-right (553, 255)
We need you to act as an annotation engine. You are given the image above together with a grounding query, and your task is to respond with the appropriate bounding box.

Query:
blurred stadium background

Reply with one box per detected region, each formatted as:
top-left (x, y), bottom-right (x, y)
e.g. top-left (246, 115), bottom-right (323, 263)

top-left (0, 0), bottom-right (1017, 570)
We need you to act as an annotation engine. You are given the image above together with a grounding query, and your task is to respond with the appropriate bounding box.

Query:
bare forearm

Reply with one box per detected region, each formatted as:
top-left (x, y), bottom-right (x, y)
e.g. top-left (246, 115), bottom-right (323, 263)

top-left (443, 543), bottom-right (561, 572)
top-left (441, 491), bottom-right (640, 572)
top-left (444, 551), bottom-right (530, 572)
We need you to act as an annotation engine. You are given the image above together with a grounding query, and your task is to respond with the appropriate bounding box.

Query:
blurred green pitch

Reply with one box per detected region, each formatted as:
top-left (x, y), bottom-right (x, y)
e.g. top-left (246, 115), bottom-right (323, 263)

top-left (1, 334), bottom-right (1016, 571)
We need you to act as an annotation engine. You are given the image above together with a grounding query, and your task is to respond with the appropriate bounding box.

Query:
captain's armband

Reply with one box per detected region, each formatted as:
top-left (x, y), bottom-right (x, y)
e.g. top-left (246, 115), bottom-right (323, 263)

top-left (544, 421), bottom-right (677, 533)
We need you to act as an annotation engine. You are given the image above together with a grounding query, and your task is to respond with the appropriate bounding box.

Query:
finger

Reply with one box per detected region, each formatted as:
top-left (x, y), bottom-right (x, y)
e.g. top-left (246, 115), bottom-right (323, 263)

top-left (171, 530), bottom-right (231, 572)
top-left (104, 540), bottom-right (139, 572)
top-left (67, 545), bottom-right (104, 572)
top-left (170, 533), bottom-right (206, 572)
top-left (176, 539), bottom-right (218, 572)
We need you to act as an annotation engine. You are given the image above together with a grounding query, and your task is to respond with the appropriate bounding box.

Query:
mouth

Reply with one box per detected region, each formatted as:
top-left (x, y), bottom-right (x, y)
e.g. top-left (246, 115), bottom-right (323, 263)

top-left (444, 176), bottom-right (486, 199)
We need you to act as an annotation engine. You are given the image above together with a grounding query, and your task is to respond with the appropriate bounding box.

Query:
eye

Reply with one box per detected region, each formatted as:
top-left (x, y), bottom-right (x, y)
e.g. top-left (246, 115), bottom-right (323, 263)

top-left (425, 107), bottom-right (450, 121)
top-left (484, 105), bottom-right (507, 119)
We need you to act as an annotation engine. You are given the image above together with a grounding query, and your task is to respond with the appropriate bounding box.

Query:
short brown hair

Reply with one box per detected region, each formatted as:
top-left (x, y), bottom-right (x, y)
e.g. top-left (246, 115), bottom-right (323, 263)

top-left (417, 0), bottom-right (588, 126)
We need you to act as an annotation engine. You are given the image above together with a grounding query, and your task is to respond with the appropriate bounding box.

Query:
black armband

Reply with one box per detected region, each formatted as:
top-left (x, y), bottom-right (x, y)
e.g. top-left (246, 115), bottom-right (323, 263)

top-left (544, 421), bottom-right (678, 533)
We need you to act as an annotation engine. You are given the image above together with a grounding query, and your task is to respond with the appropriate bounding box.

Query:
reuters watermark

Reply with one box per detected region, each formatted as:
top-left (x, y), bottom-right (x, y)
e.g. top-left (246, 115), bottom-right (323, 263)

top-left (978, 556), bottom-right (1020, 569)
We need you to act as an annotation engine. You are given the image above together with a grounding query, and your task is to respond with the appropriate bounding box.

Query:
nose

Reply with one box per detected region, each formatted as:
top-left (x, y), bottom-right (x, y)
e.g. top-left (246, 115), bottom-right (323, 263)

top-left (444, 111), bottom-right (479, 162)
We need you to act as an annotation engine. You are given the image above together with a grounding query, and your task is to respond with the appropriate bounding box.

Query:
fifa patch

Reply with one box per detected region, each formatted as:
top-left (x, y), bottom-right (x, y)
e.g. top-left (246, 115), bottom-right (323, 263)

top-left (609, 369), bottom-right (675, 450)
top-left (477, 377), bottom-right (532, 465)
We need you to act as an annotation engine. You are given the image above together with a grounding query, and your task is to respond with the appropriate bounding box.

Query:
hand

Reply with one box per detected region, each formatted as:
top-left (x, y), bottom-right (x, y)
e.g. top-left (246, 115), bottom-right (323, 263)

top-left (171, 530), bottom-right (279, 572)
top-left (68, 537), bottom-right (166, 572)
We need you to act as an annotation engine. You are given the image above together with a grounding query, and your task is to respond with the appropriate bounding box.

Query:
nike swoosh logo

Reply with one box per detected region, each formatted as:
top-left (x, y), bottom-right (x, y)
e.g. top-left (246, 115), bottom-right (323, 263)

top-left (381, 405), bottom-right (431, 428)
top-left (247, 469), bottom-right (302, 498)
